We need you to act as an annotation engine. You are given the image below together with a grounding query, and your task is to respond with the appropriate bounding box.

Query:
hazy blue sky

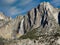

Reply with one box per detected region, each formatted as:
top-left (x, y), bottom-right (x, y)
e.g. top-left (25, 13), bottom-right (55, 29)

top-left (0, 0), bottom-right (60, 18)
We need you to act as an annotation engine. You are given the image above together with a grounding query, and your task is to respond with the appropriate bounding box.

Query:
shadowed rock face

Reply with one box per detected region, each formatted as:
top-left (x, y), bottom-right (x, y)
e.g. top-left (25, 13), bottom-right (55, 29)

top-left (0, 2), bottom-right (60, 40)
top-left (58, 12), bottom-right (60, 25)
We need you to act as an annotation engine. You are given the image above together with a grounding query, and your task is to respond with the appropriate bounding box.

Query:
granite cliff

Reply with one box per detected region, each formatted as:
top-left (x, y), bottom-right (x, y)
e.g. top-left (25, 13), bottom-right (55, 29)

top-left (0, 2), bottom-right (60, 45)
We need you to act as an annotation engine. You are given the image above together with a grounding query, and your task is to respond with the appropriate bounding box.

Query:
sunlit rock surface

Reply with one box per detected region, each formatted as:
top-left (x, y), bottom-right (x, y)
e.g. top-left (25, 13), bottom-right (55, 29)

top-left (0, 2), bottom-right (60, 45)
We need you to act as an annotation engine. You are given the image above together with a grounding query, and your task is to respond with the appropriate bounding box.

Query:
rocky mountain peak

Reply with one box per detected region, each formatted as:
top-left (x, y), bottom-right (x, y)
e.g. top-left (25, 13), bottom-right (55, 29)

top-left (39, 2), bottom-right (59, 22)
top-left (0, 2), bottom-right (59, 40)
top-left (0, 2), bottom-right (60, 45)
top-left (0, 12), bottom-right (6, 19)
top-left (40, 2), bottom-right (54, 10)
top-left (0, 12), bottom-right (12, 21)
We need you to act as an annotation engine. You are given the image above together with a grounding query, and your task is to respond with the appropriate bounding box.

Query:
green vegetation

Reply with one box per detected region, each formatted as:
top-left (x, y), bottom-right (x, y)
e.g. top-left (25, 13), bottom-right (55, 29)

top-left (0, 37), bottom-right (6, 45)
top-left (19, 28), bottom-right (39, 40)
top-left (19, 25), bottom-right (60, 40)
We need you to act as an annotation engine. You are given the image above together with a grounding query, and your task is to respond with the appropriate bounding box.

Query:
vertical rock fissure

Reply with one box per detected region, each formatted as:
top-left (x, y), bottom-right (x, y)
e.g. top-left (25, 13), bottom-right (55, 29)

top-left (28, 12), bottom-right (31, 27)
top-left (41, 6), bottom-right (48, 28)
top-left (58, 12), bottom-right (60, 25)
top-left (23, 19), bottom-right (26, 33)
top-left (17, 22), bottom-right (21, 33)
top-left (34, 8), bottom-right (37, 24)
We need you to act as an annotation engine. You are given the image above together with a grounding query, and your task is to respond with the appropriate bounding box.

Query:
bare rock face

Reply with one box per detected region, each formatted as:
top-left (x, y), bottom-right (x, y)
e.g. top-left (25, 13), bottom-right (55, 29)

top-left (0, 12), bottom-right (6, 19)
top-left (0, 2), bottom-right (60, 39)
top-left (0, 12), bottom-right (13, 39)
top-left (23, 2), bottom-right (60, 33)
top-left (0, 2), bottom-right (60, 45)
